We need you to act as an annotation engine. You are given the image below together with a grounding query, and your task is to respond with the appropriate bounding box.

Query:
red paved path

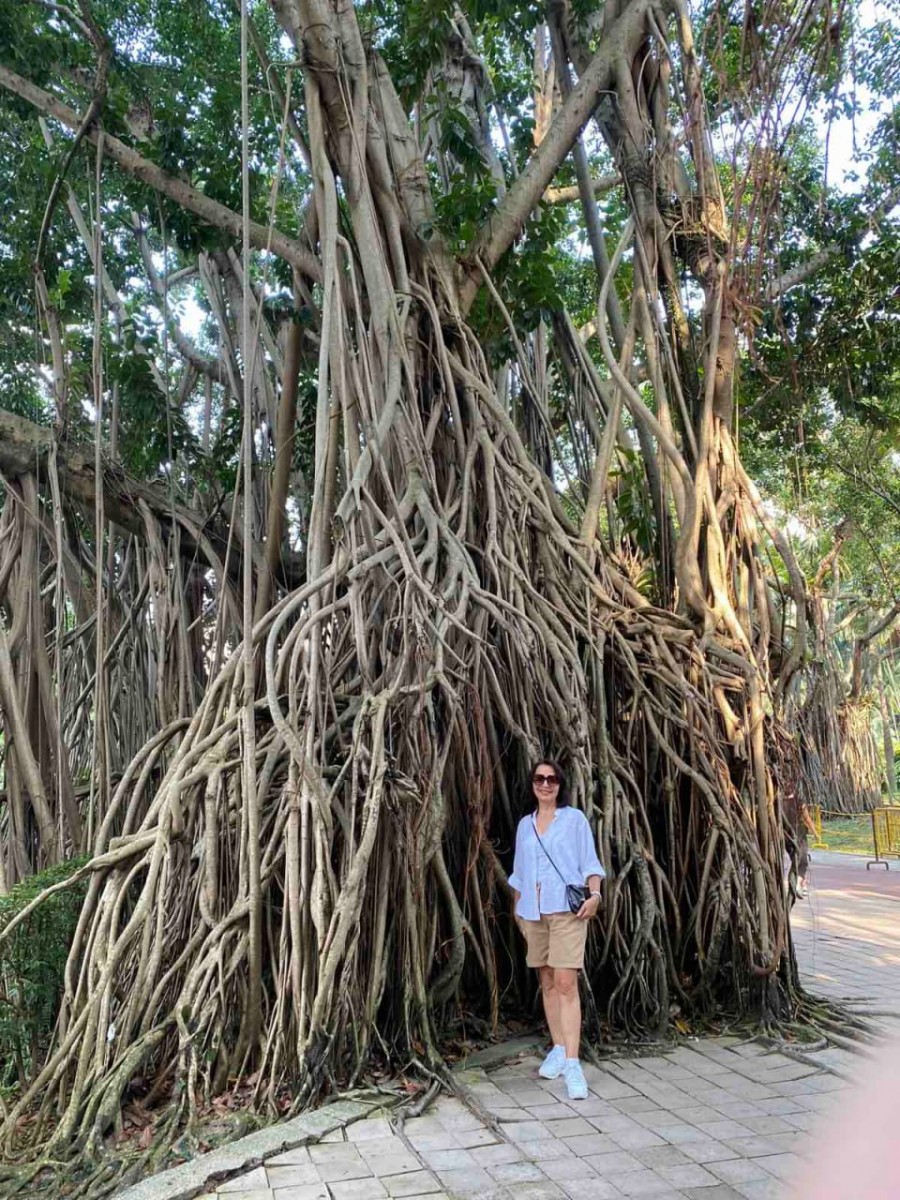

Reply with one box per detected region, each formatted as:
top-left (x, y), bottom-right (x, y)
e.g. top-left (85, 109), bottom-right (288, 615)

top-left (791, 850), bottom-right (900, 1010)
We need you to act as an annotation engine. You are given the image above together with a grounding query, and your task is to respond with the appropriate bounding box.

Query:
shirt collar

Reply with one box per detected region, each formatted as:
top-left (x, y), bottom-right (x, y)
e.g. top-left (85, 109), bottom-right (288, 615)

top-left (533, 808), bottom-right (560, 822)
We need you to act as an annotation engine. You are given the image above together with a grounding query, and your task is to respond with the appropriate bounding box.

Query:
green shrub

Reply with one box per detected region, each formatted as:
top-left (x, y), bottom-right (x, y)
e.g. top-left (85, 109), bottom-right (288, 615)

top-left (0, 857), bottom-right (89, 1090)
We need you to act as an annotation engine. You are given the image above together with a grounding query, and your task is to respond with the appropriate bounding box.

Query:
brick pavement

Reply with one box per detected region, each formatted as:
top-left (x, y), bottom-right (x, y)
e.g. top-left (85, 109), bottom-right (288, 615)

top-left (789, 850), bottom-right (900, 1012)
top-left (194, 1039), bottom-right (846, 1200)
top-left (189, 853), bottom-right (899, 1200)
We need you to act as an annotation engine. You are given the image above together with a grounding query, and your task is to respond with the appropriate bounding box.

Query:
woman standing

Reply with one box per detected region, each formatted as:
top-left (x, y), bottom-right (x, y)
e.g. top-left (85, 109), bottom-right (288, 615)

top-left (509, 760), bottom-right (604, 1101)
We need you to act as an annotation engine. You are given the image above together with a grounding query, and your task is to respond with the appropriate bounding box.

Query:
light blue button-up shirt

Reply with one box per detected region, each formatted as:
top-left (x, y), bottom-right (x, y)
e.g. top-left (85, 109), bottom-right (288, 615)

top-left (508, 806), bottom-right (605, 920)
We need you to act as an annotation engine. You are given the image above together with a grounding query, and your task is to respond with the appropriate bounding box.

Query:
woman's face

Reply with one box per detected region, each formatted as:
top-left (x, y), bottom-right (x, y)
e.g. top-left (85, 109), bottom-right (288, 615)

top-left (532, 762), bottom-right (561, 804)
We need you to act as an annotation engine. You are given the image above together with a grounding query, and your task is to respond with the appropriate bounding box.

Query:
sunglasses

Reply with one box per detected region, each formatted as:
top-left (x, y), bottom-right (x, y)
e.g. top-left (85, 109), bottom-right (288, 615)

top-left (533, 773), bottom-right (559, 786)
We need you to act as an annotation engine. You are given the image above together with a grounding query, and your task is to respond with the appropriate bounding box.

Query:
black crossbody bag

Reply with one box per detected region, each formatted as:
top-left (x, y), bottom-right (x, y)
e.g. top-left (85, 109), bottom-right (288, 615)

top-left (532, 818), bottom-right (591, 914)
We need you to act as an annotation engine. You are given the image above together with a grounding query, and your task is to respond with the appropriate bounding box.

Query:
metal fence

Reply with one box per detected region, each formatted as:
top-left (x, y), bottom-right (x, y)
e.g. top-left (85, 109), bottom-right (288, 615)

top-left (868, 807), bottom-right (900, 870)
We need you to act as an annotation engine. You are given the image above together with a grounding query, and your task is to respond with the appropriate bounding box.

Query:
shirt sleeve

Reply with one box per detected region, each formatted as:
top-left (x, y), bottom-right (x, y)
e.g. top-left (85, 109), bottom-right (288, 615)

top-left (576, 811), bottom-right (605, 880)
top-left (508, 818), bottom-right (526, 891)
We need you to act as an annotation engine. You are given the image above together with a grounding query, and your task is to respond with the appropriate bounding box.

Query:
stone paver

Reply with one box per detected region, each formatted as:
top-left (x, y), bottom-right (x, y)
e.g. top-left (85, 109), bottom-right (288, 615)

top-left (172, 849), bottom-right (900, 1200)
top-left (790, 849), bottom-right (900, 1012)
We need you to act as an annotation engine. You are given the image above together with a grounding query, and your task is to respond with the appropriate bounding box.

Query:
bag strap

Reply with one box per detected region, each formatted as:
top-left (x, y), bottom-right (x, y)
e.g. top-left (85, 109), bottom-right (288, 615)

top-left (531, 816), bottom-right (569, 886)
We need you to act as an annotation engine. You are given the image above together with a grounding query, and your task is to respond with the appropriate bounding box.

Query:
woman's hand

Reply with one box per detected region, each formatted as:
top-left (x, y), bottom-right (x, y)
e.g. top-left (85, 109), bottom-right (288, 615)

top-left (576, 893), bottom-right (601, 920)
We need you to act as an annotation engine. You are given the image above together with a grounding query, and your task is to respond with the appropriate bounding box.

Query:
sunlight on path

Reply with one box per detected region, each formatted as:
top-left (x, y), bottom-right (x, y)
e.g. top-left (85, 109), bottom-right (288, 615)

top-left (791, 850), bottom-right (900, 1011)
top-left (132, 857), bottom-right (900, 1200)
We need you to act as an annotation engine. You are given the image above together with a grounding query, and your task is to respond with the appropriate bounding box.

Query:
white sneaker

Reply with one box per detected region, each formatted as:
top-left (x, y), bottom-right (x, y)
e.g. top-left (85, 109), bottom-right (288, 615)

top-left (538, 1044), bottom-right (566, 1080)
top-left (563, 1058), bottom-right (588, 1100)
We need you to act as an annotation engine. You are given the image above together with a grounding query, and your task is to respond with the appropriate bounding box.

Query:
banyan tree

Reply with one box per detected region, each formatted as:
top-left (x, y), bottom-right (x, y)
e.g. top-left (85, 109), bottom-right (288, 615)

top-left (0, 0), bottom-right (869, 1187)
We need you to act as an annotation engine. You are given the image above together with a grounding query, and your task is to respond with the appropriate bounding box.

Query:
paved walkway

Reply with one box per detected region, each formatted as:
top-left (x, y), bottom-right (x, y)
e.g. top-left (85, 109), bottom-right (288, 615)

top-left (790, 849), bottom-right (900, 1012)
top-left (182, 853), bottom-right (899, 1200)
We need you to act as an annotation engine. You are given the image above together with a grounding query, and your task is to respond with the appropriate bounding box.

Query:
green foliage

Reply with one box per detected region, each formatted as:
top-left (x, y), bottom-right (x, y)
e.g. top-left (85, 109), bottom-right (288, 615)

top-left (110, 350), bottom-right (197, 477)
top-left (611, 445), bottom-right (656, 558)
top-left (820, 814), bottom-right (876, 855)
top-left (0, 0), bottom-right (86, 93)
top-left (466, 202), bottom-right (574, 354)
top-left (0, 857), bottom-right (89, 1090)
top-left (107, 309), bottom-right (200, 477)
top-left (738, 25), bottom-right (900, 611)
top-left (366, 0), bottom-right (538, 109)
top-left (856, 0), bottom-right (900, 101)
top-left (0, 0), bottom-right (896, 624)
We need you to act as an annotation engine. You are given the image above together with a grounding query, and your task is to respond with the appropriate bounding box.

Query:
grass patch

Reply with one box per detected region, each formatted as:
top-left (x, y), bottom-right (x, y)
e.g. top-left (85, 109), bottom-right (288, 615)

top-left (819, 814), bottom-right (875, 855)
top-left (0, 857), bottom-right (88, 1091)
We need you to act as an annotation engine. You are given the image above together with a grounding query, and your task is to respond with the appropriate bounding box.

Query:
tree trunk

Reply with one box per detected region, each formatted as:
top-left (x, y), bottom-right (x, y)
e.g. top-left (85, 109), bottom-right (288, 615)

top-left (0, 0), bottom-right (807, 1174)
top-left (879, 666), bottom-right (896, 801)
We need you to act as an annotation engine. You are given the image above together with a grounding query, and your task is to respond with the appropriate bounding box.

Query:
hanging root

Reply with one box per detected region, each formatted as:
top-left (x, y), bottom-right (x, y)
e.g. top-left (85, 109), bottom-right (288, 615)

top-left (0, 289), bottom-right (795, 1185)
top-left (0, 0), bottom-right (812, 1188)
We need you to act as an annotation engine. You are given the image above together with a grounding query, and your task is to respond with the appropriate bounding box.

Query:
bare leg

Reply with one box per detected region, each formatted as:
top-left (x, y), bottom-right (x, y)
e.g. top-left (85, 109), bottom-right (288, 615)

top-left (554, 968), bottom-right (581, 1058)
top-left (539, 965), bottom-right (564, 1047)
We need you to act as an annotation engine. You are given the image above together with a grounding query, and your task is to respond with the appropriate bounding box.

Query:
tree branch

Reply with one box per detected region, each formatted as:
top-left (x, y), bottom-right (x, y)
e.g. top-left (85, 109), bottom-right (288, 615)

top-left (35, 0), bottom-right (111, 267)
top-left (0, 407), bottom-right (304, 586)
top-left (0, 64), bottom-right (322, 283)
top-left (459, 0), bottom-right (649, 309)
top-left (851, 599), bottom-right (900, 698)
top-left (234, 0), bottom-right (311, 169)
top-left (543, 174), bottom-right (620, 204)
top-left (131, 214), bottom-right (226, 382)
top-left (767, 185), bottom-right (900, 299)
top-left (827, 453), bottom-right (900, 522)
top-left (548, 11), bottom-right (626, 351)
top-left (859, 600), bottom-right (900, 650)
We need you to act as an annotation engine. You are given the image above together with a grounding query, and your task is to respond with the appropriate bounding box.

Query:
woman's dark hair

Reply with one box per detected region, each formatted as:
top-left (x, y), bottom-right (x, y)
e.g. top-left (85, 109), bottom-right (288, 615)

top-left (526, 758), bottom-right (571, 810)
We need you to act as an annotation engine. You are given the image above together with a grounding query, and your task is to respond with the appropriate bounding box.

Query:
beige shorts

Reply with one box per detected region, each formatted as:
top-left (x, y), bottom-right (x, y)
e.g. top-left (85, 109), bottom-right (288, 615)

top-left (518, 912), bottom-right (588, 969)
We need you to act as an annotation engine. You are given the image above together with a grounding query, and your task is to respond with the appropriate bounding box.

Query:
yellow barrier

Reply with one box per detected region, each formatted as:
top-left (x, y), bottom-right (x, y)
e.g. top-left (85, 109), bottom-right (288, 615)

top-left (809, 805), bottom-right (828, 850)
top-left (867, 807), bottom-right (900, 870)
